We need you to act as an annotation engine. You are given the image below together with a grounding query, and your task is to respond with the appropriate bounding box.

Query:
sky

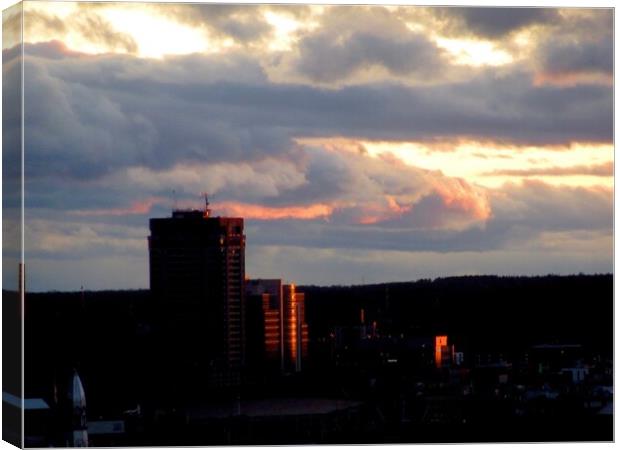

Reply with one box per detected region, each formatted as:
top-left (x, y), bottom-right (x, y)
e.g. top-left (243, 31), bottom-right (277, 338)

top-left (1, 2), bottom-right (614, 291)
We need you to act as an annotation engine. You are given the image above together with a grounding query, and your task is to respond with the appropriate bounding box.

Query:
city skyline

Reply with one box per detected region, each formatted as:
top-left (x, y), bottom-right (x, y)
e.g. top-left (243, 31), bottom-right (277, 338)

top-left (2, 3), bottom-right (613, 291)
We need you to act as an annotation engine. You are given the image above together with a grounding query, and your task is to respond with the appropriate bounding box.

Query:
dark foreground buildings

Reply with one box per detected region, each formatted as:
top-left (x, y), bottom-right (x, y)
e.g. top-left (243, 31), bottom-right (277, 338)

top-left (148, 198), bottom-right (245, 393)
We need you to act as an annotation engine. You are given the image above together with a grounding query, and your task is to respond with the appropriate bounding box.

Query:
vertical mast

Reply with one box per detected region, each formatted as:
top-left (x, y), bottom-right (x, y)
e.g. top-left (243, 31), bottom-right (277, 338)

top-left (203, 192), bottom-right (211, 218)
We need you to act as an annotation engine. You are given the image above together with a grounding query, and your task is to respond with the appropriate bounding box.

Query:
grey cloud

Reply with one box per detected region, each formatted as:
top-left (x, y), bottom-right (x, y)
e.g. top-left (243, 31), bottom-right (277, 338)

top-left (551, 9), bottom-right (613, 42)
top-left (296, 31), bottom-right (446, 83)
top-left (22, 48), bottom-right (285, 180)
top-left (23, 57), bottom-right (159, 179)
top-left (2, 47), bottom-right (22, 185)
top-left (20, 46), bottom-right (612, 186)
top-left (294, 6), bottom-right (447, 83)
top-left (490, 180), bottom-right (612, 233)
top-left (436, 7), bottom-right (560, 38)
top-left (537, 37), bottom-right (613, 77)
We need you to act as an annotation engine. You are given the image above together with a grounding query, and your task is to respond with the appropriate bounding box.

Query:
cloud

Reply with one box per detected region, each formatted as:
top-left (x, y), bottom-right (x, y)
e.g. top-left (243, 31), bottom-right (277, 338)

top-left (291, 6), bottom-right (449, 83)
top-left (2, 46), bottom-right (22, 200)
top-left (271, 145), bottom-right (490, 229)
top-left (534, 37), bottom-right (613, 85)
top-left (120, 157), bottom-right (307, 201)
top-left (18, 39), bottom-right (612, 187)
top-left (295, 30), bottom-right (446, 83)
top-left (72, 11), bottom-right (138, 53)
top-left (217, 202), bottom-right (333, 221)
top-left (483, 162), bottom-right (613, 177)
top-left (154, 4), bottom-right (275, 44)
top-left (2, 3), bottom-right (22, 50)
top-left (24, 218), bottom-right (147, 258)
top-left (15, 42), bottom-right (612, 242)
top-left (12, 4), bottom-right (614, 290)
top-left (40, 143), bottom-right (489, 233)
top-left (70, 197), bottom-right (165, 217)
top-left (21, 47), bottom-right (284, 180)
top-left (489, 180), bottom-right (612, 233)
top-left (23, 9), bottom-right (67, 39)
top-left (243, 180), bottom-right (611, 255)
top-left (23, 5), bottom-right (138, 54)
top-left (436, 7), bottom-right (560, 38)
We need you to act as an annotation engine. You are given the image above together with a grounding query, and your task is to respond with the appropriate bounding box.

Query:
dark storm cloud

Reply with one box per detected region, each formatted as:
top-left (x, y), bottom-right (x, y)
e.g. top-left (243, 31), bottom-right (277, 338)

top-left (537, 37), bottom-right (613, 77)
top-left (22, 45), bottom-right (284, 180)
top-left (436, 7), bottom-right (560, 38)
top-left (19, 44), bottom-right (612, 185)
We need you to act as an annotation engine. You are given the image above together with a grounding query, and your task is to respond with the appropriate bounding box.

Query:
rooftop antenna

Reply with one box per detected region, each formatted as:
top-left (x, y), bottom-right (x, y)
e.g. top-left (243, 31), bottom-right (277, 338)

top-left (203, 192), bottom-right (211, 218)
top-left (172, 189), bottom-right (178, 211)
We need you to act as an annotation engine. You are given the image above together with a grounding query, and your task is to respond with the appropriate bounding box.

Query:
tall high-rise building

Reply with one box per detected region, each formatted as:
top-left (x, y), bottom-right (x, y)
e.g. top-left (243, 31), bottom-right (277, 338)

top-left (148, 197), bottom-right (245, 390)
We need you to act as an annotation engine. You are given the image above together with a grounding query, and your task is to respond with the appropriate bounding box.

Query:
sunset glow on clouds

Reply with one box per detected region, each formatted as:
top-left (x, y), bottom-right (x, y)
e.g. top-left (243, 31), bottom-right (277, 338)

top-left (2, 2), bottom-right (613, 290)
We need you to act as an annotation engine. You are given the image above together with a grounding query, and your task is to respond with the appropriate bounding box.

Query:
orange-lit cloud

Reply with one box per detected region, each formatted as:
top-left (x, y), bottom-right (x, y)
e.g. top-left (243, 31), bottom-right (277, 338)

top-left (357, 196), bottom-right (412, 225)
top-left (431, 179), bottom-right (492, 221)
top-left (483, 162), bottom-right (613, 177)
top-left (533, 71), bottom-right (613, 87)
top-left (215, 201), bottom-right (334, 220)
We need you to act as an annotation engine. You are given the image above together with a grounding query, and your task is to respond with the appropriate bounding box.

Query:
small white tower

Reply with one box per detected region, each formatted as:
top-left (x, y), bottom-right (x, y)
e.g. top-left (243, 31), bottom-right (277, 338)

top-left (69, 370), bottom-right (88, 447)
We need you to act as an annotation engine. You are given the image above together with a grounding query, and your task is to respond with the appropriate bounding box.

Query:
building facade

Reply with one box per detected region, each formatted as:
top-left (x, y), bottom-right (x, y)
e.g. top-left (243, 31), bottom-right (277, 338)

top-left (282, 285), bottom-right (309, 373)
top-left (149, 202), bottom-right (246, 391)
top-left (246, 280), bottom-right (308, 373)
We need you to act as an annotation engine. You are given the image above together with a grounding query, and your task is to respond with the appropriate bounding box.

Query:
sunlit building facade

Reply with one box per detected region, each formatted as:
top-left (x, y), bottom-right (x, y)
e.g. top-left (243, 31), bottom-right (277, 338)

top-left (435, 335), bottom-right (452, 369)
top-left (282, 284), bottom-right (309, 372)
top-left (246, 279), bottom-right (283, 372)
top-left (246, 280), bottom-right (308, 373)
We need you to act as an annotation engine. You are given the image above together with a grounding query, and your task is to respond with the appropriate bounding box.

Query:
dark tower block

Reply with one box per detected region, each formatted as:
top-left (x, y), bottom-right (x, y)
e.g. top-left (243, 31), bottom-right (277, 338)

top-left (148, 198), bottom-right (246, 400)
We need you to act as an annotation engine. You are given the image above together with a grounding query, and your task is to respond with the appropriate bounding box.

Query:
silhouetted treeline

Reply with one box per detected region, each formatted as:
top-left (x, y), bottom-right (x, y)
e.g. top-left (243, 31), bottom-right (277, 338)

top-left (302, 274), bottom-right (613, 355)
top-left (17, 273), bottom-right (613, 420)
